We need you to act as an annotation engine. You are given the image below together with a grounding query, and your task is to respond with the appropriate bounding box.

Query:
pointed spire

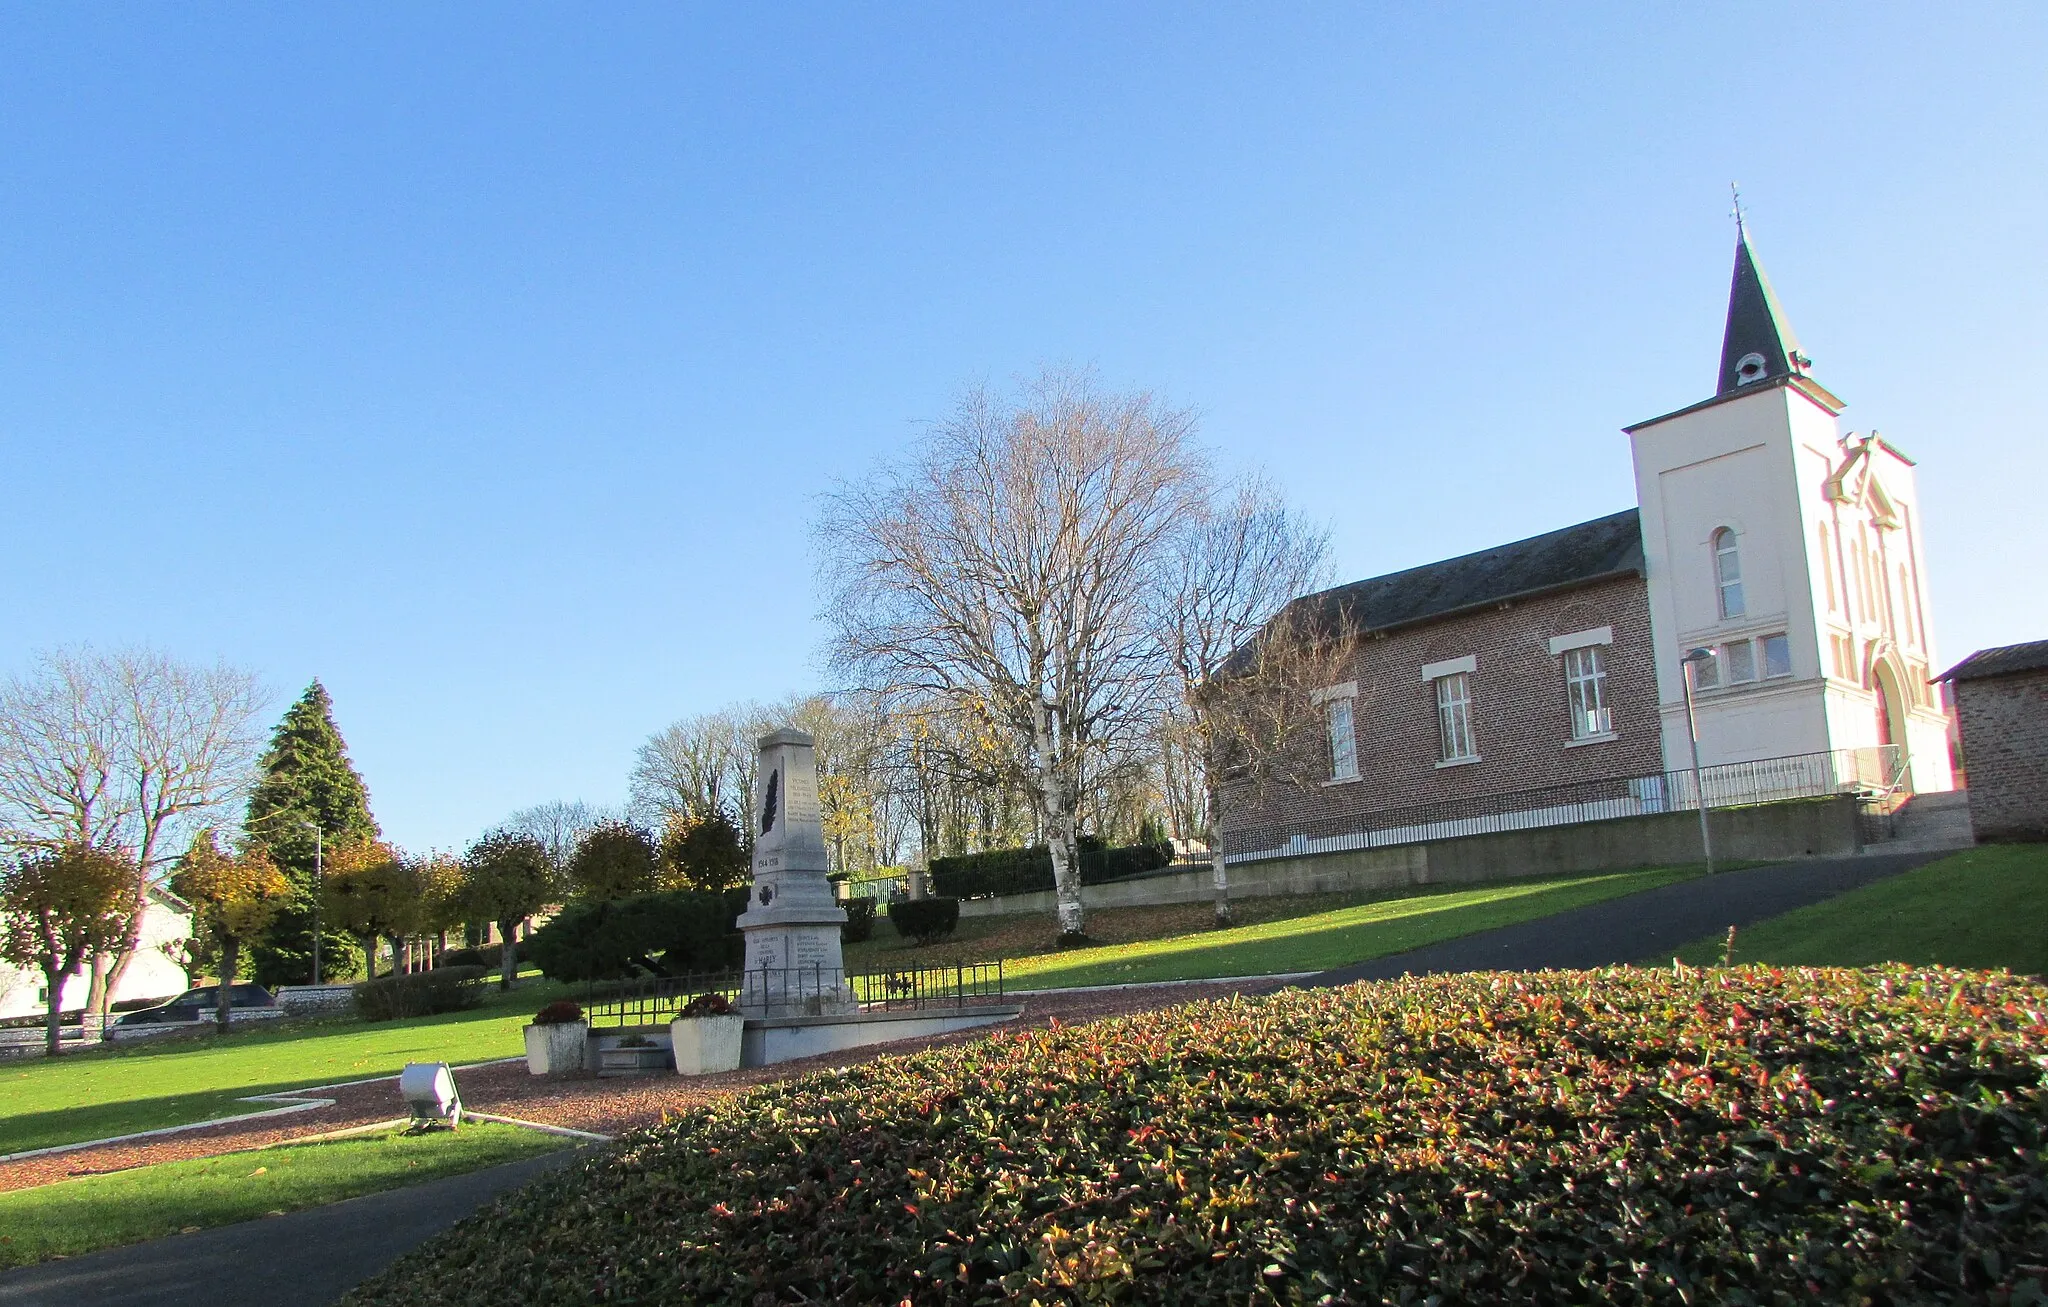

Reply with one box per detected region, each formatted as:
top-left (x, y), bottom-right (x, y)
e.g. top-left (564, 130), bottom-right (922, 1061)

top-left (1716, 210), bottom-right (1809, 395)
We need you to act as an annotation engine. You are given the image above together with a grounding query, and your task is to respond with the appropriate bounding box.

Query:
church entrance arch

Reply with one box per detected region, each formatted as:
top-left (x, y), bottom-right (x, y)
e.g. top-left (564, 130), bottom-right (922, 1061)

top-left (1871, 660), bottom-right (1912, 792)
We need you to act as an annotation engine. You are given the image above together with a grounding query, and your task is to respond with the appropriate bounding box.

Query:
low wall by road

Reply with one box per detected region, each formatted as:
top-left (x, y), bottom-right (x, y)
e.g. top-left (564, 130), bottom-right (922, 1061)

top-left (957, 795), bottom-right (1862, 919)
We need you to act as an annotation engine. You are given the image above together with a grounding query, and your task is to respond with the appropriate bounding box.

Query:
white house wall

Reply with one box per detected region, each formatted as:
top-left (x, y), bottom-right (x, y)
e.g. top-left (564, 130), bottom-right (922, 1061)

top-left (0, 899), bottom-right (192, 1021)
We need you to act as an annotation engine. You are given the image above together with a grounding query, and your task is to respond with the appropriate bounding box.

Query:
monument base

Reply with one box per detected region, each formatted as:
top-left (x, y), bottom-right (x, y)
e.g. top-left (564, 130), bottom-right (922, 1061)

top-left (740, 1005), bottom-right (1023, 1067)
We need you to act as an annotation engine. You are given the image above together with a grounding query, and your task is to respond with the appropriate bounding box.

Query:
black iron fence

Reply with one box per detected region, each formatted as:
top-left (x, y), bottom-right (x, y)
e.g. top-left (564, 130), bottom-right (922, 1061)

top-left (582, 961), bottom-right (1006, 1029)
top-left (1220, 746), bottom-right (1905, 864)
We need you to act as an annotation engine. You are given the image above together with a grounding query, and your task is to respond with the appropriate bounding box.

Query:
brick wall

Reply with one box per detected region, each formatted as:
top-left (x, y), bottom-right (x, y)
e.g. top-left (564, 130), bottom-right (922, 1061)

top-left (1954, 669), bottom-right (2048, 842)
top-left (1221, 576), bottom-right (1664, 837)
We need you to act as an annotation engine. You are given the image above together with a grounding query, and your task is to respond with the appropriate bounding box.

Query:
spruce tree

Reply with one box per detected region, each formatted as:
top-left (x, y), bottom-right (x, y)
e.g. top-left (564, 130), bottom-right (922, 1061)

top-left (245, 681), bottom-right (381, 985)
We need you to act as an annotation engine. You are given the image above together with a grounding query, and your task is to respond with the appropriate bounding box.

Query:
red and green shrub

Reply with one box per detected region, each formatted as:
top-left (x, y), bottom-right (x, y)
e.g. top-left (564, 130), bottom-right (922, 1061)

top-left (345, 965), bottom-right (2048, 1305)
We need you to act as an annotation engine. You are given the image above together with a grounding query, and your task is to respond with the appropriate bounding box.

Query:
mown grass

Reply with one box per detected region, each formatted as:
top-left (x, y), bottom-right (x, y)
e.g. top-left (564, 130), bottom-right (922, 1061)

top-left (0, 978), bottom-right (576, 1158)
top-left (851, 864), bottom-right (1707, 989)
top-left (341, 965), bottom-right (2048, 1306)
top-left (7, 864), bottom-right (1703, 1157)
top-left (0, 1123), bottom-right (566, 1269)
top-left (1666, 843), bottom-right (2048, 973)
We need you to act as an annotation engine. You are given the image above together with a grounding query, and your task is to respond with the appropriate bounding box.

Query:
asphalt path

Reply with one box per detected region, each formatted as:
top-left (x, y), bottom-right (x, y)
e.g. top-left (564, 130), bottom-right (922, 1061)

top-left (1304, 848), bottom-right (1943, 987)
top-left (0, 1148), bottom-right (584, 1307)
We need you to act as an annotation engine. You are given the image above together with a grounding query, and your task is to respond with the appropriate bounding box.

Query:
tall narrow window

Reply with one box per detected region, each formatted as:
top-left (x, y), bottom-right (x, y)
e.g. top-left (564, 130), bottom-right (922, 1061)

top-left (1713, 528), bottom-right (1745, 618)
top-left (1762, 634), bottom-right (1792, 679)
top-left (1326, 697), bottom-right (1358, 782)
top-left (1818, 525), bottom-right (1837, 612)
top-left (1563, 646), bottom-right (1611, 739)
top-left (1435, 673), bottom-right (1477, 763)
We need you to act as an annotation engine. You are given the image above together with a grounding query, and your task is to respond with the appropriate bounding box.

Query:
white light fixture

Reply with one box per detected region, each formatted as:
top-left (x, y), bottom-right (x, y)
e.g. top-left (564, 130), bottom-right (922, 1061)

top-left (399, 1061), bottom-right (463, 1130)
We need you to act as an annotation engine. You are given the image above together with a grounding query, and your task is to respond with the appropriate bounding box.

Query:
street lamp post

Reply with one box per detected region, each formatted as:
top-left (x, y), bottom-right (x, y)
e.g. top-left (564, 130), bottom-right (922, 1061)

top-left (1681, 648), bottom-right (1717, 875)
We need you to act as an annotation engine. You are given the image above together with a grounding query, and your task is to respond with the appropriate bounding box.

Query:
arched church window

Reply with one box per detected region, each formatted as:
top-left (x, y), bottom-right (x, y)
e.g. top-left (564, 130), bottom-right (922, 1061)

top-left (1713, 528), bottom-right (1745, 619)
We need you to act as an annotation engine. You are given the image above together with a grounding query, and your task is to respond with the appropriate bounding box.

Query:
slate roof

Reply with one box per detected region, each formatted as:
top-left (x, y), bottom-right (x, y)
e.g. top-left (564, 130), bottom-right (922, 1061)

top-left (1938, 640), bottom-right (2048, 683)
top-left (1291, 508), bottom-right (1644, 639)
top-left (1717, 232), bottom-right (1807, 396)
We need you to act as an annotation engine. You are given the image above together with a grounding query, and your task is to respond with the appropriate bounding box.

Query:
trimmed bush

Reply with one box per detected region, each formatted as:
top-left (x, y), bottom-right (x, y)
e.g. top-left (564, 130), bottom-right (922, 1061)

top-left (434, 947), bottom-right (485, 970)
top-left (343, 965), bottom-right (2048, 1305)
top-left (927, 835), bottom-right (1172, 899)
top-left (840, 898), bottom-right (876, 944)
top-left (886, 897), bottom-right (959, 945)
top-left (524, 887), bottom-right (751, 984)
top-left (351, 965), bottom-right (488, 1022)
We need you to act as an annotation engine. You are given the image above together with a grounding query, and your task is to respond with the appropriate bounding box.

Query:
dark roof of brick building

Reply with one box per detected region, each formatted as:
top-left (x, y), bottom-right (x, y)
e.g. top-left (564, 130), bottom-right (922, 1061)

top-left (1938, 640), bottom-right (2048, 683)
top-left (1294, 508), bottom-right (1644, 638)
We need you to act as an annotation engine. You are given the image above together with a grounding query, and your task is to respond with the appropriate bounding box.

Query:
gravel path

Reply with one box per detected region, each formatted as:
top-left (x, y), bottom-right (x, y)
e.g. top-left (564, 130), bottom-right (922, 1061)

top-left (0, 980), bottom-right (1280, 1195)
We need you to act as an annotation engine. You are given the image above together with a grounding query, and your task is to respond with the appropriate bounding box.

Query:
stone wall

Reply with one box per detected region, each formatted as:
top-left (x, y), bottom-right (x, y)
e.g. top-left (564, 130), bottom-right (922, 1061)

top-left (1954, 668), bottom-right (2048, 842)
top-left (959, 795), bottom-right (1862, 918)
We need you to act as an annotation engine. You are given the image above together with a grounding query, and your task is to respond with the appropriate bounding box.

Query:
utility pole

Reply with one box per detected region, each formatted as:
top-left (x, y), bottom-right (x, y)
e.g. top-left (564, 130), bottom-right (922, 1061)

top-left (308, 822), bottom-right (324, 983)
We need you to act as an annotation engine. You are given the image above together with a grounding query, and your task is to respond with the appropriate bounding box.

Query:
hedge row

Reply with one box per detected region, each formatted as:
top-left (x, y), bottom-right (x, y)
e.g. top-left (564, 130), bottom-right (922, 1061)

top-left (353, 965), bottom-right (489, 1022)
top-left (928, 835), bottom-right (1172, 899)
top-left (522, 887), bottom-right (750, 983)
top-left (344, 964), bottom-right (2048, 1305)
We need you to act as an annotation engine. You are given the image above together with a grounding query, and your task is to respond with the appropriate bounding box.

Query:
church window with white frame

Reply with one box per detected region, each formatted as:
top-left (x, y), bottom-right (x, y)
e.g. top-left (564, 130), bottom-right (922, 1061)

top-left (1562, 646), bottom-right (1611, 739)
top-left (1819, 525), bottom-right (1837, 612)
top-left (1761, 633), bottom-right (1792, 679)
top-left (1435, 673), bottom-right (1477, 763)
top-left (1325, 696), bottom-right (1358, 782)
top-left (1713, 527), bottom-right (1745, 618)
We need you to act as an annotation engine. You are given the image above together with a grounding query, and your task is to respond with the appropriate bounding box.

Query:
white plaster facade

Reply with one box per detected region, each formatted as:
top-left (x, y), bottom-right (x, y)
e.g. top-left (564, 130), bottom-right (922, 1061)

top-left (0, 889), bottom-right (193, 1020)
top-left (1629, 379), bottom-right (1954, 793)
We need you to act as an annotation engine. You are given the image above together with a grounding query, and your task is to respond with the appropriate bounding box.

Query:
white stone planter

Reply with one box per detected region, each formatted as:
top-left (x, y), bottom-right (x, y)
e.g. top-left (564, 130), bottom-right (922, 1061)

top-left (669, 1013), bottom-right (745, 1075)
top-left (524, 1021), bottom-right (587, 1076)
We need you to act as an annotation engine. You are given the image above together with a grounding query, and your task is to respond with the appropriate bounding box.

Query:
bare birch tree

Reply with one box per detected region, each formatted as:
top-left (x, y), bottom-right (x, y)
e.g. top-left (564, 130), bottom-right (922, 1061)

top-left (1157, 479), bottom-right (1333, 925)
top-left (495, 800), bottom-right (616, 872)
top-left (817, 370), bottom-right (1206, 939)
top-left (0, 648), bottom-right (266, 1014)
top-left (630, 709), bottom-right (754, 827)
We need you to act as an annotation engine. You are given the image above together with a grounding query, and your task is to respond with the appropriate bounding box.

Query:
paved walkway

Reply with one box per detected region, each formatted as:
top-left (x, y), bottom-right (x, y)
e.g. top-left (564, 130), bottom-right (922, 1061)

top-left (0, 1149), bottom-right (584, 1307)
top-left (1306, 848), bottom-right (1941, 987)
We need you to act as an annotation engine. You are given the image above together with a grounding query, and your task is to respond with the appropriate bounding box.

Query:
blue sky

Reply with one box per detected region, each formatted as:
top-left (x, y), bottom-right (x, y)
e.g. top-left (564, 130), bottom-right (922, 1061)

top-left (3, 5), bottom-right (2042, 852)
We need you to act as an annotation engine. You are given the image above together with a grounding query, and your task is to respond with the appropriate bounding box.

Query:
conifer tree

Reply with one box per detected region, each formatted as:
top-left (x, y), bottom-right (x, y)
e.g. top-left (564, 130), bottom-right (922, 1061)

top-left (245, 681), bottom-right (380, 985)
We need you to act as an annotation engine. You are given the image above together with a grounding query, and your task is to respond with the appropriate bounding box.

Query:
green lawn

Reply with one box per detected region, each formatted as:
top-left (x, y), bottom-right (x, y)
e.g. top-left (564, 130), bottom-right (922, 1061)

top-left (0, 979), bottom-right (575, 1158)
top-left (0, 1123), bottom-right (567, 1269)
top-left (5, 864), bottom-right (1705, 1158)
top-left (993, 864), bottom-right (1706, 989)
top-left (1666, 843), bottom-right (2048, 973)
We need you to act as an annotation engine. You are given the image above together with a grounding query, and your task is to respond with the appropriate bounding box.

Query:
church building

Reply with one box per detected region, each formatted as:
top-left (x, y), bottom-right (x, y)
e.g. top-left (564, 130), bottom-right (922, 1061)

top-left (1220, 226), bottom-right (1954, 854)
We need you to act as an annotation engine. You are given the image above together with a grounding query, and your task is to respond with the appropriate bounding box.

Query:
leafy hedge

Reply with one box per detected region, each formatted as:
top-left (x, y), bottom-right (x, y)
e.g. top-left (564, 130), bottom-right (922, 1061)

top-left (886, 897), bottom-right (960, 945)
top-left (352, 965), bottom-right (488, 1022)
top-left (523, 888), bottom-right (751, 983)
top-left (841, 898), bottom-right (877, 944)
top-left (928, 835), bottom-right (1172, 899)
top-left (345, 965), bottom-right (2048, 1305)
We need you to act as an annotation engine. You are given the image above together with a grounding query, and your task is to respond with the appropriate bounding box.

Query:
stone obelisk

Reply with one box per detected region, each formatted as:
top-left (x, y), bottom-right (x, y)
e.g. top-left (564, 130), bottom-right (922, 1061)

top-left (736, 729), bottom-right (855, 1016)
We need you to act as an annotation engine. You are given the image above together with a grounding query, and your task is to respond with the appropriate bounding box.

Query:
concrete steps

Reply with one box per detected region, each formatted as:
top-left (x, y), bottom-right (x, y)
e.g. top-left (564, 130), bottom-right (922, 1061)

top-left (1875, 789), bottom-right (1976, 854)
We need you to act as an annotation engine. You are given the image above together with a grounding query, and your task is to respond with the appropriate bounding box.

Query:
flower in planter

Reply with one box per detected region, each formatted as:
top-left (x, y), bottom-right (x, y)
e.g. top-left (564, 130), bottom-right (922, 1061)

top-left (677, 992), bottom-right (736, 1019)
top-left (532, 1000), bottom-right (584, 1026)
top-left (616, 1034), bottom-right (655, 1049)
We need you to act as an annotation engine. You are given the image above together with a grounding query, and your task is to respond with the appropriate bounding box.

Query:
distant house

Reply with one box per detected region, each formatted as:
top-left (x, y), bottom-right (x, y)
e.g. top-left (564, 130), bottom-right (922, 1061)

top-left (0, 883), bottom-right (193, 1021)
top-left (1939, 640), bottom-right (2048, 843)
top-left (1221, 226), bottom-right (1955, 855)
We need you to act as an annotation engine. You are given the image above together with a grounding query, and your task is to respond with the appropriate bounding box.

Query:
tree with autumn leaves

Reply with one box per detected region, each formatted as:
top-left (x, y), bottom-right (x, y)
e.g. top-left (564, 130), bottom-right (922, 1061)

top-left (0, 844), bottom-right (139, 1053)
top-left (169, 831), bottom-right (292, 1031)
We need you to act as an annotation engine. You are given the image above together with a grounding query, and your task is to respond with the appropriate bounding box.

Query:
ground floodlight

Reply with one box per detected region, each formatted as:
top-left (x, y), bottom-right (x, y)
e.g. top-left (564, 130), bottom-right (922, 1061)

top-left (399, 1061), bottom-right (462, 1130)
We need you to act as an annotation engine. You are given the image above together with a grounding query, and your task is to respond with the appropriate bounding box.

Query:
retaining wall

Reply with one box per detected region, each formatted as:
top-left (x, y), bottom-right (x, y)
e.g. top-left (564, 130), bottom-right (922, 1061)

top-left (957, 795), bottom-right (1861, 919)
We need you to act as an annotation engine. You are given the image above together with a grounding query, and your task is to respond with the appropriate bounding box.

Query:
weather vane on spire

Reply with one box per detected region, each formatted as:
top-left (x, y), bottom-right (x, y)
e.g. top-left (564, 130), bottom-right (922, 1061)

top-left (1730, 182), bottom-right (1747, 238)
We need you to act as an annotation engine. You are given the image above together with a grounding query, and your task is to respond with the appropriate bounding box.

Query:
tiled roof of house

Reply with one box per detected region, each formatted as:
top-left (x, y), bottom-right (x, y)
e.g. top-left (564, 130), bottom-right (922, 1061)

top-left (1295, 508), bottom-right (1644, 637)
top-left (1938, 640), bottom-right (2048, 683)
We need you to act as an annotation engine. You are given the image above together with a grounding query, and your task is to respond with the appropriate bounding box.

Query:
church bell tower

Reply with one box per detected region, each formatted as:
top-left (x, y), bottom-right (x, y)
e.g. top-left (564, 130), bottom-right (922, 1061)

top-left (1624, 216), bottom-right (1953, 793)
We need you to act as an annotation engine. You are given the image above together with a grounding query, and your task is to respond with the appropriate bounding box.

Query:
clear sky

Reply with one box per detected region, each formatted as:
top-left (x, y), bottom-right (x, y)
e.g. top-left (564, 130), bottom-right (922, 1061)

top-left (3, 5), bottom-right (2043, 853)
